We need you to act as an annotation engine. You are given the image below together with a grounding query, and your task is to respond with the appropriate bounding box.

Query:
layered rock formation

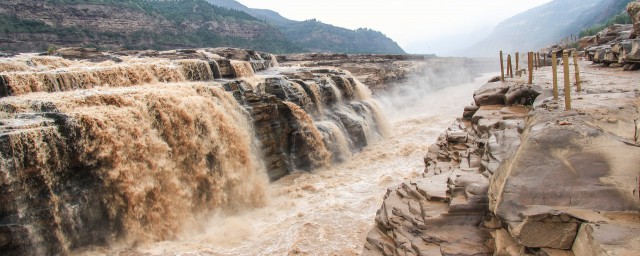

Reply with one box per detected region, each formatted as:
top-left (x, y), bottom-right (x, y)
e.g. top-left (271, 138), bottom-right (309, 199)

top-left (581, 24), bottom-right (640, 70)
top-left (579, 1), bottom-right (640, 70)
top-left (0, 47), bottom-right (389, 255)
top-left (364, 60), bottom-right (640, 255)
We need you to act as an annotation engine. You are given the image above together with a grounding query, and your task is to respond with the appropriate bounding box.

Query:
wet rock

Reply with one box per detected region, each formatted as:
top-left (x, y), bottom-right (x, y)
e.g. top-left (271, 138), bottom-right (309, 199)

top-left (473, 82), bottom-right (509, 106)
top-left (463, 105), bottom-right (480, 119)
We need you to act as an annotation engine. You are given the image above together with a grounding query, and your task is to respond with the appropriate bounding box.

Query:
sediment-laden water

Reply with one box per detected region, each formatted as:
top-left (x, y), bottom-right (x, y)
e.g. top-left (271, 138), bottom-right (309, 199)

top-left (0, 51), bottom-right (490, 255)
top-left (83, 73), bottom-right (493, 256)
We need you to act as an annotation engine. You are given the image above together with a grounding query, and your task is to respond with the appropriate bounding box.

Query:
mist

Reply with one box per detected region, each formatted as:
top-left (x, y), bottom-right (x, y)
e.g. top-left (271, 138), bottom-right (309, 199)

top-left (375, 59), bottom-right (496, 122)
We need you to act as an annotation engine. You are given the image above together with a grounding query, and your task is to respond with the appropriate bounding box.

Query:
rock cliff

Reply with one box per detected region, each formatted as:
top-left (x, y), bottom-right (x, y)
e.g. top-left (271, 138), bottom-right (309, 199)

top-left (364, 59), bottom-right (640, 255)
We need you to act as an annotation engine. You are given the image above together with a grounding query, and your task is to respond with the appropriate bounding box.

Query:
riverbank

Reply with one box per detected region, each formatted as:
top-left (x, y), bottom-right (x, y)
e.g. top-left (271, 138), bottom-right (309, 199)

top-left (364, 60), bottom-right (640, 255)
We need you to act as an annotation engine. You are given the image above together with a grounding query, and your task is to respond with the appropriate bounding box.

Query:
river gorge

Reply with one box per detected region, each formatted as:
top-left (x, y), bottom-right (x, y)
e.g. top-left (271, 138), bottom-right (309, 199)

top-left (0, 48), bottom-right (485, 255)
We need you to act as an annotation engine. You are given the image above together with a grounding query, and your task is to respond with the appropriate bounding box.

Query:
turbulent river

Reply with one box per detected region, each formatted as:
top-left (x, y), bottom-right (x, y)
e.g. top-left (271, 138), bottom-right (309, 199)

top-left (79, 73), bottom-right (494, 256)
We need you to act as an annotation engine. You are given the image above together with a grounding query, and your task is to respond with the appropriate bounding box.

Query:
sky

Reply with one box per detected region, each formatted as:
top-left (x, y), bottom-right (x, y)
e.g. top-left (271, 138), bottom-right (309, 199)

top-left (237, 0), bottom-right (554, 55)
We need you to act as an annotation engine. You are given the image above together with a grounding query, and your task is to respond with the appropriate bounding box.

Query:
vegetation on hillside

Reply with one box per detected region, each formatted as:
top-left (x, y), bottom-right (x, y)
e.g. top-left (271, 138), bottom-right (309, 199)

top-left (0, 0), bottom-right (301, 53)
top-left (281, 20), bottom-right (405, 54)
top-left (579, 12), bottom-right (633, 37)
top-left (206, 0), bottom-right (406, 54)
top-left (1, 0), bottom-right (404, 54)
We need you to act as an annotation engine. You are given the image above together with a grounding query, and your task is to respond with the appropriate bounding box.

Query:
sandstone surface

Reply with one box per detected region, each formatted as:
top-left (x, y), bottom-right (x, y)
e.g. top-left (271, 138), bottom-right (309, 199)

top-left (364, 58), bottom-right (640, 255)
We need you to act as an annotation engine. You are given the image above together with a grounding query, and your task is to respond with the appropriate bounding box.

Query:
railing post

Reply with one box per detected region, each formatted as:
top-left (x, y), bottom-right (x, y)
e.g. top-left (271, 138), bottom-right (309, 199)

top-left (573, 51), bottom-right (581, 92)
top-left (563, 51), bottom-right (572, 110)
top-left (515, 52), bottom-right (520, 74)
top-left (528, 52), bottom-right (533, 84)
top-left (552, 52), bottom-right (558, 100)
top-left (508, 54), bottom-right (513, 78)
top-left (500, 51), bottom-right (505, 82)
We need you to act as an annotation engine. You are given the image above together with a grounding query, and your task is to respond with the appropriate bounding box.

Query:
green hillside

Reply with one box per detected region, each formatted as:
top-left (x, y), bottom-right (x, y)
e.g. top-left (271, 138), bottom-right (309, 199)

top-left (0, 0), bottom-right (301, 53)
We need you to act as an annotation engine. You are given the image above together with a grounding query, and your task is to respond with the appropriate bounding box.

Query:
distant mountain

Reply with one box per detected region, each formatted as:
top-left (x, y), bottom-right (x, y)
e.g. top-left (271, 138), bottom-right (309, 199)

top-left (0, 0), bottom-right (404, 54)
top-left (0, 0), bottom-right (300, 53)
top-left (206, 0), bottom-right (406, 54)
top-left (466, 0), bottom-right (633, 56)
top-left (206, 0), bottom-right (295, 26)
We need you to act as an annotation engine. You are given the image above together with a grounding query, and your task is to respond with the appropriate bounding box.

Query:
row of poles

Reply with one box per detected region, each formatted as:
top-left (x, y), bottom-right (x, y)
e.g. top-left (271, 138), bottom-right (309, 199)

top-left (499, 50), bottom-right (582, 111)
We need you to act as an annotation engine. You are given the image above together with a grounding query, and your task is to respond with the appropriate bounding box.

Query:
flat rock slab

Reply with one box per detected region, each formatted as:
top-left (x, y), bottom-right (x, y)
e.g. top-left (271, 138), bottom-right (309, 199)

top-left (572, 223), bottom-right (640, 256)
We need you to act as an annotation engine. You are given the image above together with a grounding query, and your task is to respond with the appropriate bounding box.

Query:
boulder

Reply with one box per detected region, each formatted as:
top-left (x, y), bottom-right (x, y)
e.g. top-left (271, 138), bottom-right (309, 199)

top-left (629, 1), bottom-right (640, 38)
top-left (504, 84), bottom-right (542, 105)
top-left (473, 82), bottom-right (509, 106)
top-left (626, 39), bottom-right (640, 62)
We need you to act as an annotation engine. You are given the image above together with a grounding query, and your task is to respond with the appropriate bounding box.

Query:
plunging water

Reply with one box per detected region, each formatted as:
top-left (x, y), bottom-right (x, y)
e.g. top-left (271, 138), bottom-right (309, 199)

top-left (0, 53), bottom-right (490, 255)
top-left (85, 72), bottom-right (493, 255)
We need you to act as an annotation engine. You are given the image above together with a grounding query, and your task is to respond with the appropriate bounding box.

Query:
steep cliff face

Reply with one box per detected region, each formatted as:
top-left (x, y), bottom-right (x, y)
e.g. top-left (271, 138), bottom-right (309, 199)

top-left (0, 0), bottom-right (298, 53)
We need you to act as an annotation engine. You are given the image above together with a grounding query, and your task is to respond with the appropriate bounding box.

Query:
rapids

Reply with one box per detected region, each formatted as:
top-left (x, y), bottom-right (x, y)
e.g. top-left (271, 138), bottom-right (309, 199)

top-left (82, 73), bottom-right (494, 256)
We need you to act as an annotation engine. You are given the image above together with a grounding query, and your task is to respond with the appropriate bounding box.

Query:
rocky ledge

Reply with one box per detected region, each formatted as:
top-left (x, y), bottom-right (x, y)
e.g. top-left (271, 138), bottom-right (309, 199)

top-left (364, 59), bottom-right (640, 255)
top-left (577, 1), bottom-right (640, 70)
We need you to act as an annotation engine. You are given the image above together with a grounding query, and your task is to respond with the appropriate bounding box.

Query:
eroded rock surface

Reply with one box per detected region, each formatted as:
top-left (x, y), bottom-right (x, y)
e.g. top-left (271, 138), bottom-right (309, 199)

top-left (364, 60), bottom-right (640, 255)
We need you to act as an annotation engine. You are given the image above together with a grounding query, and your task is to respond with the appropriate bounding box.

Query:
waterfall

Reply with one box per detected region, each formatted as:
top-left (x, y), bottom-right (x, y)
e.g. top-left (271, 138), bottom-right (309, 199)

top-left (316, 120), bottom-right (352, 162)
top-left (0, 50), bottom-right (392, 255)
top-left (283, 101), bottom-right (332, 169)
top-left (0, 59), bottom-right (219, 97)
top-left (230, 60), bottom-right (255, 78)
top-left (0, 83), bottom-right (268, 254)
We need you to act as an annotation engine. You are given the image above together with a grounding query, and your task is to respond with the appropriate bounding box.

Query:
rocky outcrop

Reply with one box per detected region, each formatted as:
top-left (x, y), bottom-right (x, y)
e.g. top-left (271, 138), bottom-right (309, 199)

top-left (0, 47), bottom-right (389, 255)
top-left (365, 61), bottom-right (640, 255)
top-left (629, 1), bottom-right (640, 38)
top-left (364, 78), bottom-right (531, 255)
top-left (580, 2), bottom-right (640, 70)
top-left (582, 24), bottom-right (640, 69)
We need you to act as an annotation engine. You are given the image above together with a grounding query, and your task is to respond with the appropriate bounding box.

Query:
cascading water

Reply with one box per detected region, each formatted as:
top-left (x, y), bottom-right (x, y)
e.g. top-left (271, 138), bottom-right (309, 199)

top-left (0, 83), bottom-right (269, 254)
top-left (0, 50), bottom-right (394, 255)
top-left (283, 101), bottom-right (332, 169)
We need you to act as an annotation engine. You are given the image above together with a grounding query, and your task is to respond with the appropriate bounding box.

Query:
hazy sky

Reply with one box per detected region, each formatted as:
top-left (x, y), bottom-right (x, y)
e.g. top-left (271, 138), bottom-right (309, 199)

top-left (237, 0), bottom-right (554, 55)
